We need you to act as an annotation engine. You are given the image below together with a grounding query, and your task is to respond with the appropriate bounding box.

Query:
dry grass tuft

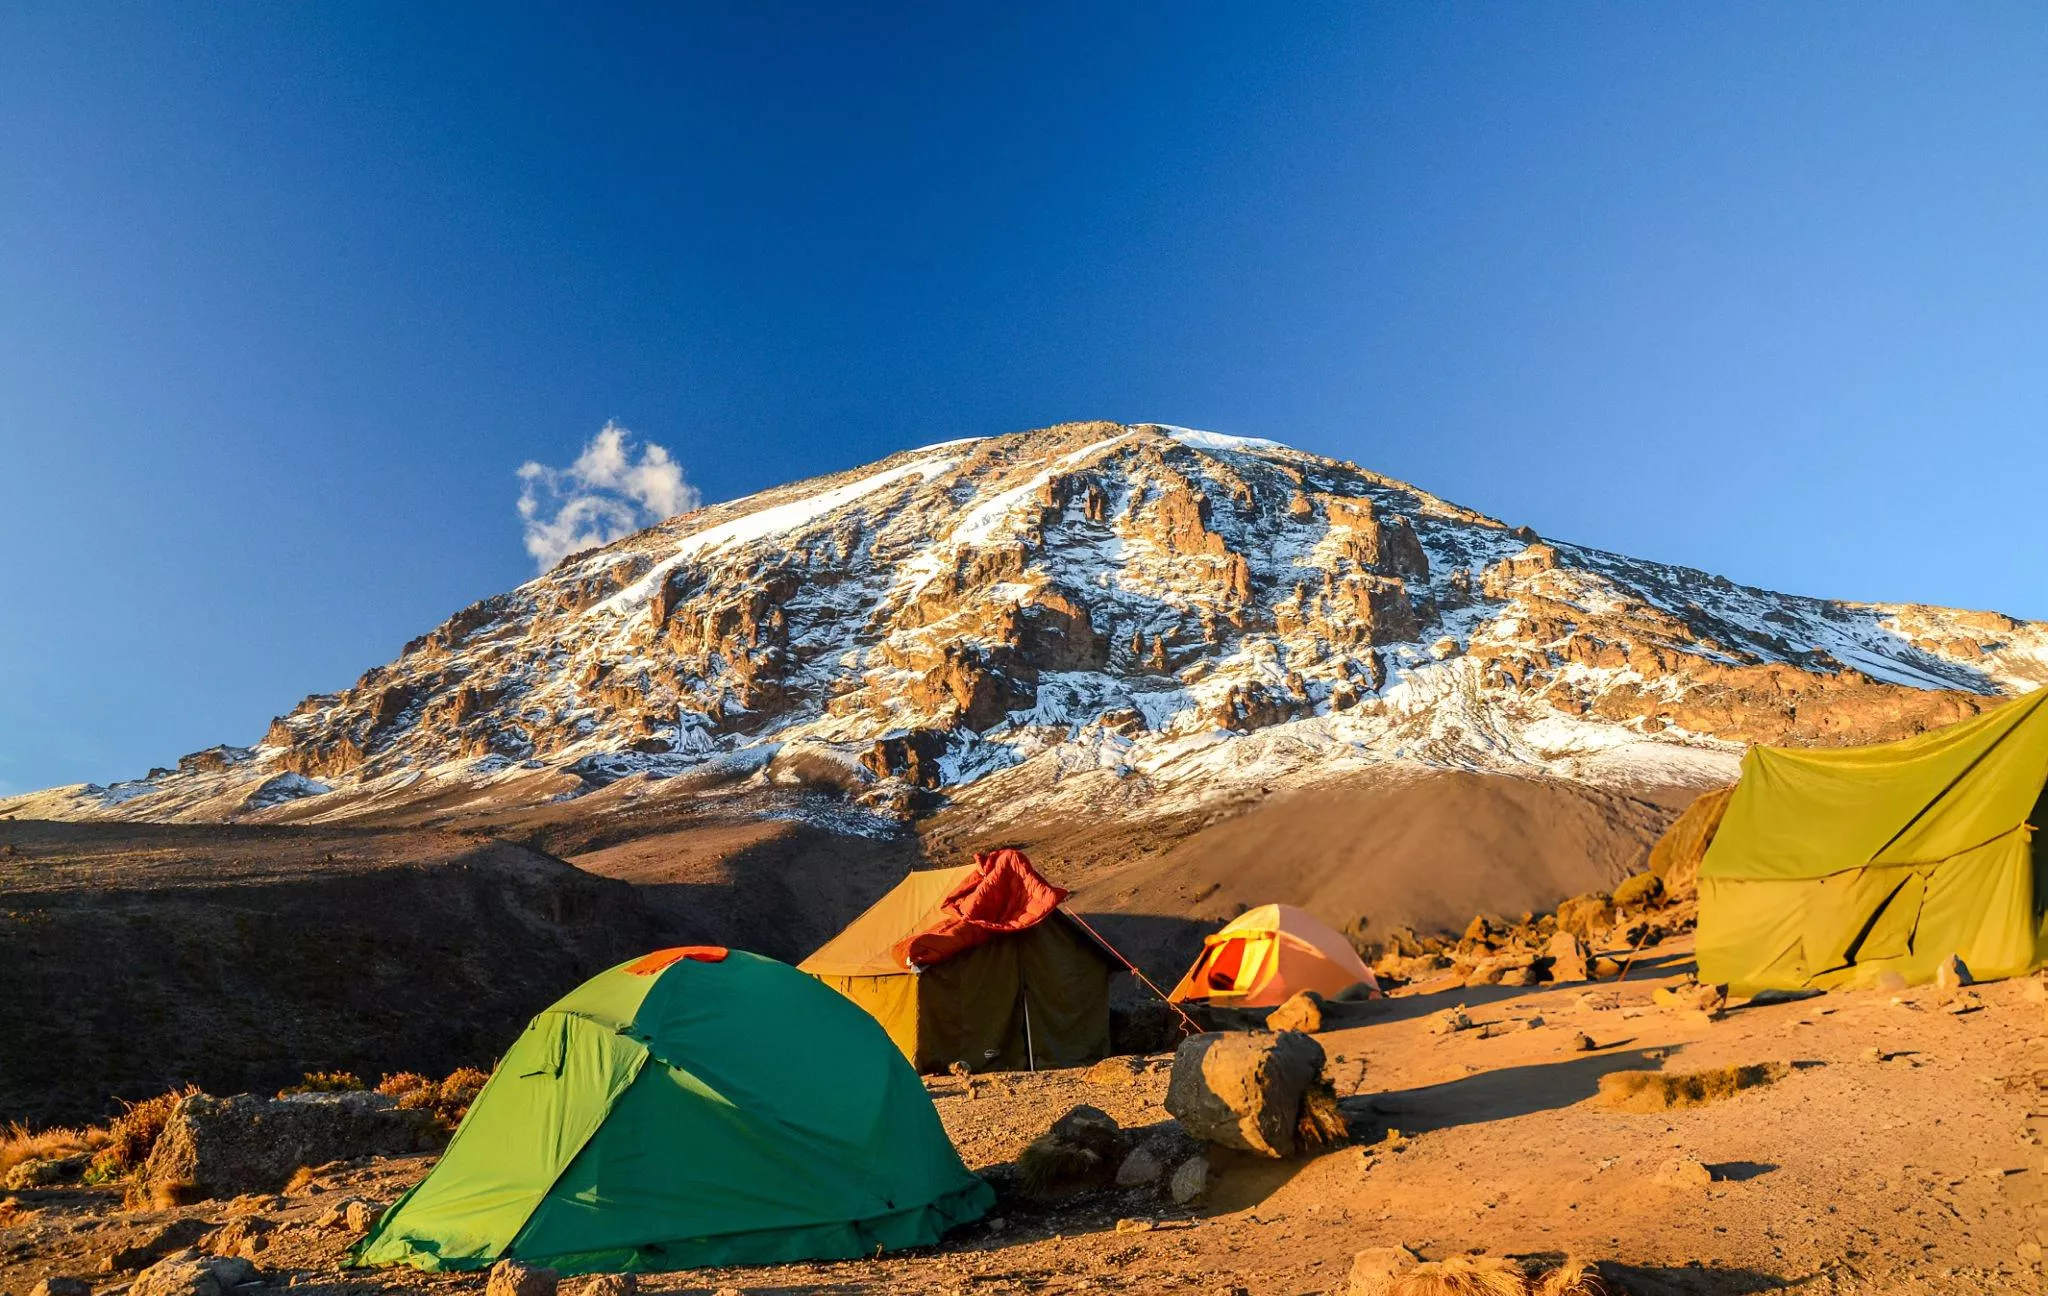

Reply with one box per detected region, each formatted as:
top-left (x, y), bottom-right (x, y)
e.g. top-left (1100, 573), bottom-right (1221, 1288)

top-left (125, 1177), bottom-right (202, 1211)
top-left (283, 1165), bottom-right (318, 1195)
top-left (0, 1195), bottom-right (35, 1227)
top-left (1594, 1062), bottom-right (1786, 1112)
top-left (376, 1066), bottom-right (488, 1132)
top-left (0, 1121), bottom-right (109, 1181)
top-left (279, 1070), bottom-right (364, 1096)
top-left (1384, 1256), bottom-right (1609, 1296)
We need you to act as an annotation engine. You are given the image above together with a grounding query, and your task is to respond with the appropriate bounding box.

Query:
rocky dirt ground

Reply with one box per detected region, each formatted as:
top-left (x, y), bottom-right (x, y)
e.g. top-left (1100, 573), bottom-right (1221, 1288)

top-left (5, 932), bottom-right (2041, 1296)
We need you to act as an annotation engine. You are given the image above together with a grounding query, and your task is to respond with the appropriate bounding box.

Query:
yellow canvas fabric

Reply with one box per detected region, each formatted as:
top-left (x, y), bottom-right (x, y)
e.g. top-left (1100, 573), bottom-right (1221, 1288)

top-left (1698, 691), bottom-right (2048, 992)
top-left (798, 868), bottom-right (1115, 1072)
top-left (800, 866), bottom-right (977, 976)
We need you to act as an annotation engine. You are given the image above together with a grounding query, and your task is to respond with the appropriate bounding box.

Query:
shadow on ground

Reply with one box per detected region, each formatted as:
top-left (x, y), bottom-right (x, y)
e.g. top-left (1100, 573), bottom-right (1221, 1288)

top-left (1355, 1046), bottom-right (1681, 1134)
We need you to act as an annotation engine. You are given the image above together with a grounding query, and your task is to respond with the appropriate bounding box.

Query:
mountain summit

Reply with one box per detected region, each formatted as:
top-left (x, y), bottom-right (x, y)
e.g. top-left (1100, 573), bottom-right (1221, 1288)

top-left (13, 420), bottom-right (2046, 826)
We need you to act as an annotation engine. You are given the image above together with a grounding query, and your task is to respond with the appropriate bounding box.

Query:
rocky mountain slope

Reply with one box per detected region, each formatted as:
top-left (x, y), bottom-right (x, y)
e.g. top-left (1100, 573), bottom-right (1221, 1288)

top-left (10, 420), bottom-right (2046, 829)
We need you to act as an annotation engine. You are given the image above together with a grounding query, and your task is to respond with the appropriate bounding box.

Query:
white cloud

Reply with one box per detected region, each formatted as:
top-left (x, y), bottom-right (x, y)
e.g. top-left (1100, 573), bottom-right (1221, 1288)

top-left (517, 422), bottom-right (700, 572)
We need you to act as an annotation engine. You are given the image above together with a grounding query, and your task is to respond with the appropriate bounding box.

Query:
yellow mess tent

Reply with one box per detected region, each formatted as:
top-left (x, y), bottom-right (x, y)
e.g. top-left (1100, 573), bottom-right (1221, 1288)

top-left (1698, 690), bottom-right (2048, 993)
top-left (799, 851), bottom-right (1117, 1073)
top-left (1167, 904), bottom-right (1380, 1008)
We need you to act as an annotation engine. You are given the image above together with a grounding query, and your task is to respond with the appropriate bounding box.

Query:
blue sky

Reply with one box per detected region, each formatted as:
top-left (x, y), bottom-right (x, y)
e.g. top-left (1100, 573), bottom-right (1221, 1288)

top-left (3, 4), bottom-right (2046, 793)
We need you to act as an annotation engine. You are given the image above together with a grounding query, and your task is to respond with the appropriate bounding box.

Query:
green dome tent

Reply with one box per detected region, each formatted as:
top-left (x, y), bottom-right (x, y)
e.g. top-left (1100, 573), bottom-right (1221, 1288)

top-left (1698, 690), bottom-right (2048, 994)
top-left (352, 947), bottom-right (991, 1274)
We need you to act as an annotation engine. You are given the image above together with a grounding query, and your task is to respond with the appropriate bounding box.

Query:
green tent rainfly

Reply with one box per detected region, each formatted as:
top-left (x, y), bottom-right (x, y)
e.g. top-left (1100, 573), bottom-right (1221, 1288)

top-left (1698, 690), bottom-right (2048, 994)
top-left (352, 947), bottom-right (992, 1274)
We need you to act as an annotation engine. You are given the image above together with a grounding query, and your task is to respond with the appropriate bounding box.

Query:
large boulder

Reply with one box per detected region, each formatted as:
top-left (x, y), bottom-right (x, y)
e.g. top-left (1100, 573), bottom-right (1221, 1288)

top-left (139, 1091), bottom-right (440, 1200)
top-left (1164, 1031), bottom-right (1346, 1158)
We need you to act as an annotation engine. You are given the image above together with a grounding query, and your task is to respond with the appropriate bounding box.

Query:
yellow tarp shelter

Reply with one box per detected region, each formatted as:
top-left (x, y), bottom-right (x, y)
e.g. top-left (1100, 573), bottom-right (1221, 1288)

top-left (799, 859), bottom-right (1116, 1073)
top-left (1698, 690), bottom-right (2048, 993)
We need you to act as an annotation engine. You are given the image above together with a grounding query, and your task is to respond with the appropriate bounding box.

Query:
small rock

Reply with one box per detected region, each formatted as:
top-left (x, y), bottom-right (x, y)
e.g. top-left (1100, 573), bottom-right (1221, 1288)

top-left (565, 1275), bottom-right (637, 1296)
top-left (343, 1199), bottom-right (379, 1233)
top-left (1748, 987), bottom-right (1824, 1005)
top-left (1652, 979), bottom-right (1727, 1017)
top-left (1571, 1033), bottom-right (1597, 1052)
top-left (1346, 1244), bottom-right (1421, 1295)
top-left (1590, 956), bottom-right (1623, 979)
top-left (712, 1288), bottom-right (744, 1296)
top-left (1576, 991), bottom-right (1619, 1011)
top-left (130, 1252), bottom-right (257, 1296)
top-left (1655, 1157), bottom-right (1714, 1189)
top-left (1935, 954), bottom-right (1972, 991)
top-left (1462, 963), bottom-right (1505, 988)
top-left (1051, 1104), bottom-right (1121, 1152)
top-left (1084, 1056), bottom-right (1146, 1086)
top-left (2022, 976), bottom-right (2048, 1005)
top-left (1428, 1006), bottom-right (1472, 1035)
top-left (1861, 1047), bottom-right (1886, 1063)
top-left (1115, 1147), bottom-right (1164, 1187)
top-left (1168, 1156), bottom-right (1208, 1205)
top-left (1523, 1014), bottom-right (1545, 1029)
top-left (31, 1279), bottom-right (93, 1296)
top-left (1943, 992), bottom-right (1982, 1015)
top-left (1267, 989), bottom-right (1326, 1034)
top-left (4, 1155), bottom-right (86, 1190)
top-left (199, 1216), bottom-right (274, 1260)
top-left (105, 1220), bottom-right (215, 1272)
top-left (1612, 872), bottom-right (1665, 910)
top-left (487, 1259), bottom-right (560, 1296)
top-left (1545, 931), bottom-right (1590, 983)
top-left (1114, 1217), bottom-right (1155, 1233)
top-left (1497, 967), bottom-right (1536, 988)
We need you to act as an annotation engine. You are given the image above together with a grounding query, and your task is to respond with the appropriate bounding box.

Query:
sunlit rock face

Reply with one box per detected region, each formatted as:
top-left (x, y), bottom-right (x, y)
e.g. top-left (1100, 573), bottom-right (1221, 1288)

top-left (15, 420), bottom-right (2045, 825)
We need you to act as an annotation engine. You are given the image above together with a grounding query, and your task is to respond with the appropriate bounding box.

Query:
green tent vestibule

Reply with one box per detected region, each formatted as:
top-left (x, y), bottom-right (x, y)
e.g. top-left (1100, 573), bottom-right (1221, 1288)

top-left (1697, 690), bottom-right (2048, 994)
top-left (351, 947), bottom-right (992, 1275)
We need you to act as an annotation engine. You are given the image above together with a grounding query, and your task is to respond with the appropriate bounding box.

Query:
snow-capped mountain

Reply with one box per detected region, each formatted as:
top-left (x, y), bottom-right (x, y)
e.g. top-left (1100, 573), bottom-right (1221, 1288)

top-left (13, 421), bottom-right (2047, 826)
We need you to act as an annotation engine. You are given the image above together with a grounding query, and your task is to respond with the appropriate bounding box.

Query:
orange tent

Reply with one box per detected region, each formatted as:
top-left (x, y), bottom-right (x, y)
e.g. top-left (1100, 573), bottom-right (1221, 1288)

top-left (1167, 904), bottom-right (1381, 1007)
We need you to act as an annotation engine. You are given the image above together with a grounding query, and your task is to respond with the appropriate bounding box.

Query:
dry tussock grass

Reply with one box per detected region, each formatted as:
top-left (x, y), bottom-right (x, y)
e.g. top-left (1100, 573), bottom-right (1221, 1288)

top-left (1386, 1256), bottom-right (1609, 1296)
top-left (1594, 1062), bottom-right (1786, 1112)
top-left (376, 1067), bottom-right (488, 1131)
top-left (0, 1121), bottom-right (109, 1180)
top-left (279, 1070), bottom-right (364, 1095)
top-left (0, 1196), bottom-right (35, 1227)
top-left (90, 1085), bottom-right (200, 1180)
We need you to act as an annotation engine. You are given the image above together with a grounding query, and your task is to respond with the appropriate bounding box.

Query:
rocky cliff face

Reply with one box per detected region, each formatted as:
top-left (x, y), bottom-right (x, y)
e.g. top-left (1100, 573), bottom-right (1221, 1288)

top-left (11, 421), bottom-right (2046, 826)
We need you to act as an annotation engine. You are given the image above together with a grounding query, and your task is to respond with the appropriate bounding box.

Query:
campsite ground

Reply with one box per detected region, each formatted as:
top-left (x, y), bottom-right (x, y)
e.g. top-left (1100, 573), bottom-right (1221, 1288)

top-left (5, 933), bottom-right (2040, 1296)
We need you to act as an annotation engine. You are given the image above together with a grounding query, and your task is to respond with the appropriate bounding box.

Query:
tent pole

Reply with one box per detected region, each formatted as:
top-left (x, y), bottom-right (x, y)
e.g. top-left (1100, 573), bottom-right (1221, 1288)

top-left (1023, 994), bottom-right (1036, 1072)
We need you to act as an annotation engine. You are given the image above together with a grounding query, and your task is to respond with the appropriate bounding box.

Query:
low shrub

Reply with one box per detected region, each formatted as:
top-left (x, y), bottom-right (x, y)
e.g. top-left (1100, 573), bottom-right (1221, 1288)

top-left (375, 1066), bottom-right (489, 1132)
top-left (279, 1071), bottom-right (365, 1096)
top-left (87, 1085), bottom-right (199, 1182)
top-left (1594, 1062), bottom-right (1786, 1112)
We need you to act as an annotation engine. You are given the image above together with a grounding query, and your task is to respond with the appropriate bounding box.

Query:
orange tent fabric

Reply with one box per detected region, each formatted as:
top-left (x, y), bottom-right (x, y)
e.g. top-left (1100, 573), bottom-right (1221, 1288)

top-left (1167, 903), bottom-right (1381, 1007)
top-left (891, 848), bottom-right (1069, 969)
